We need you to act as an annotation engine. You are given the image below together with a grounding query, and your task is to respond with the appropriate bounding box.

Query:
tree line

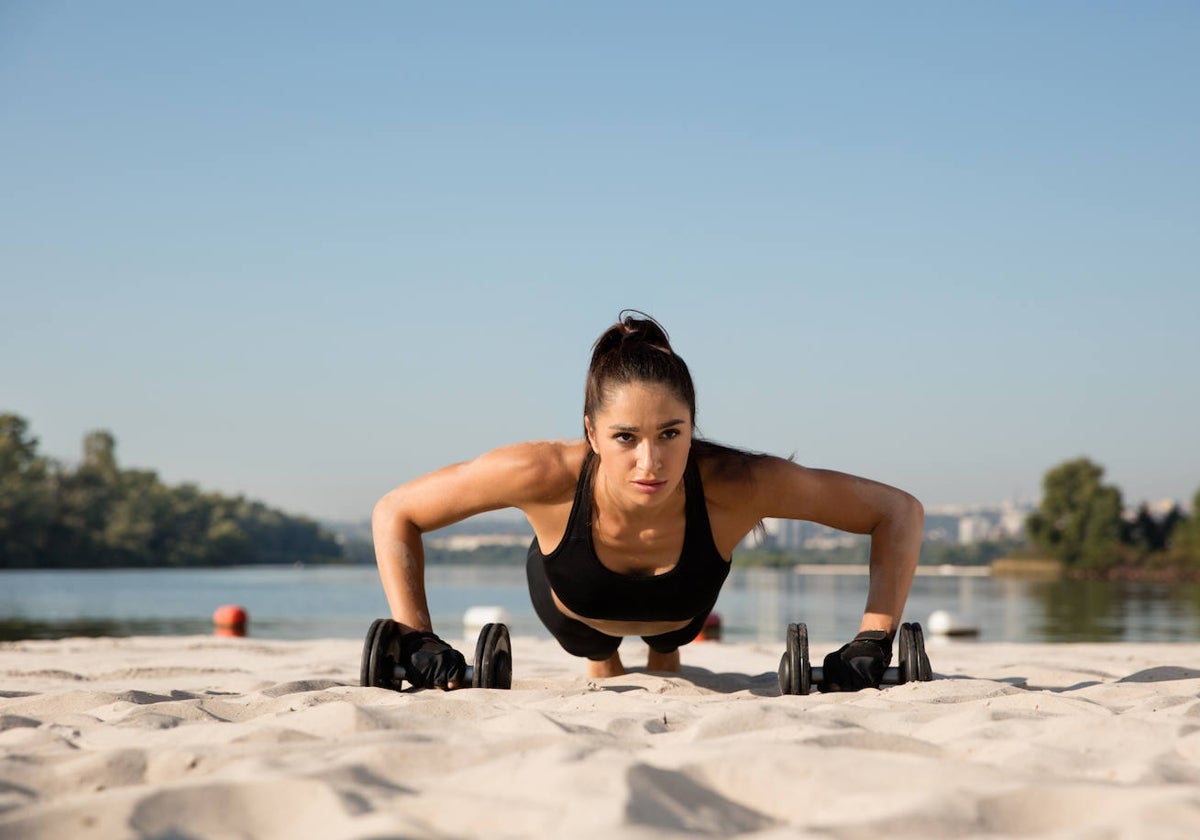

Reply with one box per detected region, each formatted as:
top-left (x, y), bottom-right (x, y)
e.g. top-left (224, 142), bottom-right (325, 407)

top-left (1026, 456), bottom-right (1200, 575)
top-left (0, 414), bottom-right (343, 568)
top-left (6, 412), bottom-right (1196, 575)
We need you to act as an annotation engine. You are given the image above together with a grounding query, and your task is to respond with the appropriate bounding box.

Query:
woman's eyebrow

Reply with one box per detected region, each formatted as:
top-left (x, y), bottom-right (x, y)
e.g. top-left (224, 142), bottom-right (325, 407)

top-left (608, 419), bottom-right (686, 432)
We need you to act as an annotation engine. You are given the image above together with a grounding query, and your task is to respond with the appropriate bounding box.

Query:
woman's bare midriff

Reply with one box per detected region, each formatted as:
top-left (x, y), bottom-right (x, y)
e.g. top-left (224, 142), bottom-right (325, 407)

top-left (550, 590), bottom-right (691, 638)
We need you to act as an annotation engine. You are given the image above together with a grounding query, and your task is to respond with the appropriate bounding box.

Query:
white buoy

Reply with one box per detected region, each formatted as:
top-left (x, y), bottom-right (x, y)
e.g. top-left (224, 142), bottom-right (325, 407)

top-left (928, 609), bottom-right (980, 637)
top-left (463, 605), bottom-right (511, 640)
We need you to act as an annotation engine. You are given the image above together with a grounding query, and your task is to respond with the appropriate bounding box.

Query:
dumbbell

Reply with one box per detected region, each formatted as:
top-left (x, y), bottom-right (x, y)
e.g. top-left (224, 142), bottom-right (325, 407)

top-left (777, 621), bottom-right (933, 695)
top-left (360, 618), bottom-right (513, 690)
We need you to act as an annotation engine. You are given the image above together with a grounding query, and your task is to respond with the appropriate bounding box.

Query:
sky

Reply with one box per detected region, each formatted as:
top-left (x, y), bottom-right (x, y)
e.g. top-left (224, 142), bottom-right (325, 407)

top-left (2, 2), bottom-right (1197, 523)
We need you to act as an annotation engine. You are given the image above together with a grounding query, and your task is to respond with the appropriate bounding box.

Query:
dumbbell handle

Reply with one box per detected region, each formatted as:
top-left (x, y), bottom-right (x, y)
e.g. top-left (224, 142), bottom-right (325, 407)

top-left (393, 665), bottom-right (475, 682)
top-left (809, 665), bottom-right (903, 686)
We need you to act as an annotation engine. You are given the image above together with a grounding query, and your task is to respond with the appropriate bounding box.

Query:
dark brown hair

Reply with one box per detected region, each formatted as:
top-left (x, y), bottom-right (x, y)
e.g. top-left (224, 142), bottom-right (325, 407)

top-left (584, 311), bottom-right (769, 481)
top-left (583, 310), bottom-right (695, 430)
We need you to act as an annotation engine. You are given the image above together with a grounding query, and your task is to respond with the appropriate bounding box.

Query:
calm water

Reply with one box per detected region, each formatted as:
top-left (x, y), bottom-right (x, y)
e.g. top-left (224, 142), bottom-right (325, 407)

top-left (3, 565), bottom-right (1200, 646)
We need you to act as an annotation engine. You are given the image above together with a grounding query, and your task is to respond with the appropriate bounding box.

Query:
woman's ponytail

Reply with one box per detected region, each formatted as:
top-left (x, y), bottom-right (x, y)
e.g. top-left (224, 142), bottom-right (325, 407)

top-left (583, 311), bottom-right (696, 432)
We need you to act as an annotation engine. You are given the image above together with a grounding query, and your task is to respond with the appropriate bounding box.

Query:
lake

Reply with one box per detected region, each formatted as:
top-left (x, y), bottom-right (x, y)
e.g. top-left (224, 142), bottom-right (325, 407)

top-left (3, 564), bottom-right (1199, 646)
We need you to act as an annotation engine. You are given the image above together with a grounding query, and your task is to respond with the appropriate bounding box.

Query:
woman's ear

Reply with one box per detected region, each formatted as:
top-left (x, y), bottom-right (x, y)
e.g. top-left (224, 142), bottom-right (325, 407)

top-left (584, 416), bottom-right (599, 454)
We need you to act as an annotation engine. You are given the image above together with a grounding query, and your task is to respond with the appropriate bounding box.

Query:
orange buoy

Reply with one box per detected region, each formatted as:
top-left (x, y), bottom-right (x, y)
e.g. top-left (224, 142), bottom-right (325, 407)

top-left (694, 612), bottom-right (722, 642)
top-left (213, 604), bottom-right (248, 637)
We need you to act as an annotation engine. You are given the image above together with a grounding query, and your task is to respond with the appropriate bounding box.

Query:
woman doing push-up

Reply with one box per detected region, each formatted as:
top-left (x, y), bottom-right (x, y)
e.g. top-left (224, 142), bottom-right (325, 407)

top-left (371, 311), bottom-right (924, 690)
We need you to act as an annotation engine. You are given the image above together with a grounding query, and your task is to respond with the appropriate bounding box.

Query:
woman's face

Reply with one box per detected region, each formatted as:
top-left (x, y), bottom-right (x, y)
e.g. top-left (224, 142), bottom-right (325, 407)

top-left (585, 381), bottom-right (693, 508)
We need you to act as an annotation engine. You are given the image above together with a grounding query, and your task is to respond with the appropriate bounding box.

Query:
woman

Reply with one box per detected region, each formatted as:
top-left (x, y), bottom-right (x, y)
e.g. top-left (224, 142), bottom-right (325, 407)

top-left (372, 312), bottom-right (924, 691)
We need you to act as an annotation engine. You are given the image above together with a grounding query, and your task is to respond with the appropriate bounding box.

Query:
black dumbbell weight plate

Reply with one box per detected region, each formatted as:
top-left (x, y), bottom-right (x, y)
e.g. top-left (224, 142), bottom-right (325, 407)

top-left (361, 618), bottom-right (388, 687)
top-left (911, 622), bottom-right (933, 682)
top-left (472, 622), bottom-right (492, 688)
top-left (778, 622), bottom-right (810, 696)
top-left (367, 618), bottom-right (403, 689)
top-left (897, 623), bottom-right (917, 685)
top-left (777, 624), bottom-right (796, 695)
top-left (479, 623), bottom-right (513, 689)
top-left (796, 622), bottom-right (810, 695)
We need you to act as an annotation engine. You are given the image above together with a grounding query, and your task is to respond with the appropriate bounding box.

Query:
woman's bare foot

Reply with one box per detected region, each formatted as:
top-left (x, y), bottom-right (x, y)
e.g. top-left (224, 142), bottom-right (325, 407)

top-left (587, 651), bottom-right (626, 678)
top-left (646, 648), bottom-right (681, 673)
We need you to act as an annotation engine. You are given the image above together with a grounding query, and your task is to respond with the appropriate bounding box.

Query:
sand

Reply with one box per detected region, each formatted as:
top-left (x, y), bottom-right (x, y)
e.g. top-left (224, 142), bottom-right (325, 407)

top-left (2, 633), bottom-right (1199, 839)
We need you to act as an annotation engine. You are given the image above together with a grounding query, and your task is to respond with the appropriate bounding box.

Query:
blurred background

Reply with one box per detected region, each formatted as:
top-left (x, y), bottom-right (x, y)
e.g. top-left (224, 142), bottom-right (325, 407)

top-left (3, 2), bottom-right (1197, 644)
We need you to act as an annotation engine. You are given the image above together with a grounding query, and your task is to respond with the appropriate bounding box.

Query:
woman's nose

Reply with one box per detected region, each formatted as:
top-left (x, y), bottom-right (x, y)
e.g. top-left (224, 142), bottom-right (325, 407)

top-left (638, 442), bottom-right (661, 471)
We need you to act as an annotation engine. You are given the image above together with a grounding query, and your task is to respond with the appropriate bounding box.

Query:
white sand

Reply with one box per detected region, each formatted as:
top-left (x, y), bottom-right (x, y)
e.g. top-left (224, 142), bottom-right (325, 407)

top-left (2, 633), bottom-right (1200, 839)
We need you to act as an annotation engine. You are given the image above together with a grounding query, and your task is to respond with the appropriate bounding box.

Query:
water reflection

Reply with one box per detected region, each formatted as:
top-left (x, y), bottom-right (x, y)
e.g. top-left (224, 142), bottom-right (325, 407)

top-left (0, 617), bottom-right (209, 642)
top-left (1036, 580), bottom-right (1124, 642)
top-left (1035, 579), bottom-right (1200, 642)
top-left (1, 566), bottom-right (1198, 643)
top-left (719, 568), bottom-right (1200, 644)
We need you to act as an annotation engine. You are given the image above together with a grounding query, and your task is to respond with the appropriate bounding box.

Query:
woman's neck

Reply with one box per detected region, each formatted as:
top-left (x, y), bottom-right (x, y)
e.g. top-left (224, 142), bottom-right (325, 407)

top-left (591, 467), bottom-right (686, 534)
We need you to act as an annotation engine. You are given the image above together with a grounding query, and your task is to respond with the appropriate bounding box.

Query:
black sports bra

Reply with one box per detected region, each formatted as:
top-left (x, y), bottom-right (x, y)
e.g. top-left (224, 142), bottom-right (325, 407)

top-left (527, 451), bottom-right (730, 622)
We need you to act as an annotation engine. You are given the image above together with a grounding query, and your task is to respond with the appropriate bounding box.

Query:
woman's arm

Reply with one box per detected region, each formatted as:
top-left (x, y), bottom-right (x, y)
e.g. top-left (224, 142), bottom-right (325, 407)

top-left (749, 457), bottom-right (925, 635)
top-left (371, 441), bottom-right (573, 636)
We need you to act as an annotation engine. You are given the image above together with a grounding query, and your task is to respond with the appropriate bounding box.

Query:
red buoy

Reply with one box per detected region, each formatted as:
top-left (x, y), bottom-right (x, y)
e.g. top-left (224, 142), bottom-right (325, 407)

top-left (694, 612), bottom-right (722, 642)
top-left (213, 604), bottom-right (248, 637)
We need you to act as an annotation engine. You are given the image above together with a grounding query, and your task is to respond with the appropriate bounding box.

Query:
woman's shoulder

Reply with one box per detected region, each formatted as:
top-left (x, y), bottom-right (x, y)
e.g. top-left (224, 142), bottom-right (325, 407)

top-left (693, 441), bottom-right (791, 508)
top-left (693, 440), bottom-right (776, 482)
top-left (477, 438), bottom-right (589, 505)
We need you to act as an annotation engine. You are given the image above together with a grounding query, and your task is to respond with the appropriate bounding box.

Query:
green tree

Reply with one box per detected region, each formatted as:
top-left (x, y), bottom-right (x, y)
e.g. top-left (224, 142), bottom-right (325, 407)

top-left (43, 429), bottom-right (124, 566)
top-left (82, 430), bottom-right (118, 477)
top-left (0, 414), bottom-right (55, 566)
top-left (1026, 457), bottom-right (1125, 570)
top-left (103, 469), bottom-right (171, 566)
top-left (204, 516), bottom-right (254, 565)
top-left (1168, 489), bottom-right (1200, 567)
top-left (3, 418), bottom-right (345, 568)
top-left (1160, 504), bottom-right (1185, 549)
top-left (1125, 504), bottom-right (1163, 554)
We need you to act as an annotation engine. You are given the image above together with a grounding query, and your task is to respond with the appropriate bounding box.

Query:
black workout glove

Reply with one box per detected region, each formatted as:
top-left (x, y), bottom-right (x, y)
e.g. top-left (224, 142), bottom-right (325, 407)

top-left (399, 631), bottom-right (468, 690)
top-left (819, 630), bottom-right (893, 693)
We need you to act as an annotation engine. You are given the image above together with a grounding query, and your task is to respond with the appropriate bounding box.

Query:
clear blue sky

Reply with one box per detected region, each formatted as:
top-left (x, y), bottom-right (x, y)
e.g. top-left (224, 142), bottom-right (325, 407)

top-left (3, 2), bottom-right (1197, 522)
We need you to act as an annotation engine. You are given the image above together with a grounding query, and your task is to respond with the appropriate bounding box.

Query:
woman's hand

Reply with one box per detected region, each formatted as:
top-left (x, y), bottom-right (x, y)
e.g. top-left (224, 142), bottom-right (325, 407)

top-left (818, 630), bottom-right (893, 692)
top-left (399, 631), bottom-right (469, 690)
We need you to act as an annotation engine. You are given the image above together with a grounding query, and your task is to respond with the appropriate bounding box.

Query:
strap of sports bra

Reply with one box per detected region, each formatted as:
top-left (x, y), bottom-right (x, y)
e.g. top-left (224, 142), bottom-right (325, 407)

top-left (563, 449), bottom-right (597, 540)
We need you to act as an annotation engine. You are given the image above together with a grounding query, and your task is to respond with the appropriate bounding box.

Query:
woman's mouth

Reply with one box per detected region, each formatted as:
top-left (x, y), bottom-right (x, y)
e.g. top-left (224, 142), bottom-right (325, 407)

top-left (632, 479), bottom-right (668, 494)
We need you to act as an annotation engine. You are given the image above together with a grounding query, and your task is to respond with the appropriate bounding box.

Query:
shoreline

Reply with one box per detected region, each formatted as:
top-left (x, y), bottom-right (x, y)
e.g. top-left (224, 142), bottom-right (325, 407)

top-left (790, 563), bottom-right (993, 576)
top-left (5, 557), bottom-right (1200, 584)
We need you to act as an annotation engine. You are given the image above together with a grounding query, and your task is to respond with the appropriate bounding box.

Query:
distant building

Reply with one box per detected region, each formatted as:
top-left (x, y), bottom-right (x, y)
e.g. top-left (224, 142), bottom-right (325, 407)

top-left (927, 500), bottom-right (1034, 545)
top-left (773, 518), bottom-right (809, 549)
top-left (743, 518), bottom-right (865, 551)
top-left (746, 499), bottom-right (1038, 551)
top-left (957, 515), bottom-right (988, 545)
top-left (999, 501), bottom-right (1028, 539)
top-left (428, 534), bottom-right (530, 551)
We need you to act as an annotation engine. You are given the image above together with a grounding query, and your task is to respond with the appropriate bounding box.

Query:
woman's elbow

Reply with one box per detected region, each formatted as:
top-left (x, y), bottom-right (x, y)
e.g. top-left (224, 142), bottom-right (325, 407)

top-left (372, 489), bottom-right (413, 536)
top-left (884, 489), bottom-right (924, 533)
top-left (904, 490), bottom-right (925, 527)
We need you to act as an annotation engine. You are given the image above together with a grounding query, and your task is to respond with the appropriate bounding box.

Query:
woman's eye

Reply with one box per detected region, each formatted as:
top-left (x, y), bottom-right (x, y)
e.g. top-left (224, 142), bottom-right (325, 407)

top-left (613, 433), bottom-right (635, 444)
top-left (661, 429), bottom-right (680, 440)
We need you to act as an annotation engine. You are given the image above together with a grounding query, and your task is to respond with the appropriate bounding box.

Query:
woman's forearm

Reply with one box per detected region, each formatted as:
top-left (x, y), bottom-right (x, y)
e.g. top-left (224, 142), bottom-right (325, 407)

top-left (372, 497), bottom-right (435, 635)
top-left (861, 491), bottom-right (924, 635)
